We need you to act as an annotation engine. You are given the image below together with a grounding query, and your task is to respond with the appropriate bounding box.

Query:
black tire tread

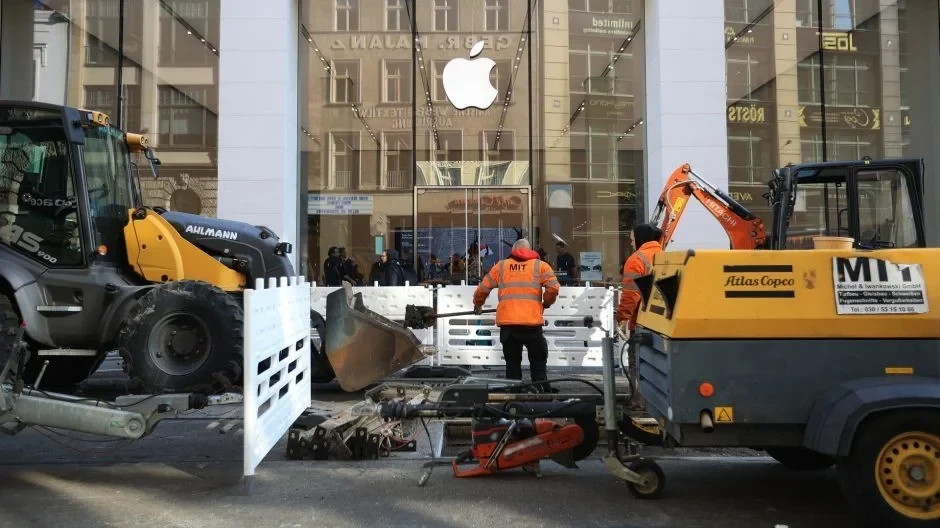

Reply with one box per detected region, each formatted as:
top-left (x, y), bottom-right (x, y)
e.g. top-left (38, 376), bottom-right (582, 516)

top-left (118, 280), bottom-right (244, 393)
top-left (626, 459), bottom-right (666, 500)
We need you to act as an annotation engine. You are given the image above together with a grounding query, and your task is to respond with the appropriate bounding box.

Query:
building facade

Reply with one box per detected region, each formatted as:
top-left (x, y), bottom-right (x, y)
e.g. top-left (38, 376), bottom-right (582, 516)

top-left (2, 0), bottom-right (938, 286)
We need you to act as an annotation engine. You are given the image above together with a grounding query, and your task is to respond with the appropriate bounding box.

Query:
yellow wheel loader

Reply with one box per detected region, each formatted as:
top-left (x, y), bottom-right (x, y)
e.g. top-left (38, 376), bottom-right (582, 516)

top-left (630, 159), bottom-right (940, 527)
top-left (0, 100), bottom-right (336, 392)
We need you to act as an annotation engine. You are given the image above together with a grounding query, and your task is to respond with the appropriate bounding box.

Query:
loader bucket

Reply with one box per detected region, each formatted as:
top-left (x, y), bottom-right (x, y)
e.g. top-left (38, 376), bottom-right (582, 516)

top-left (324, 283), bottom-right (431, 392)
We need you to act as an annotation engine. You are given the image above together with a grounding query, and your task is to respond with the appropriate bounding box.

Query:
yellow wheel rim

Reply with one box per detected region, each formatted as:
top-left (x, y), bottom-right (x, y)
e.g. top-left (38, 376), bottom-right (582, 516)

top-left (875, 431), bottom-right (940, 520)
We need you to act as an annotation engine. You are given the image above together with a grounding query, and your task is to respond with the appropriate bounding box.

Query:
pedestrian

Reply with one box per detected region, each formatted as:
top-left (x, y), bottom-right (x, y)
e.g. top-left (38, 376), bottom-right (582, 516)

top-left (472, 239), bottom-right (560, 391)
top-left (381, 248), bottom-right (406, 286)
top-left (615, 222), bottom-right (664, 410)
top-left (555, 241), bottom-right (577, 285)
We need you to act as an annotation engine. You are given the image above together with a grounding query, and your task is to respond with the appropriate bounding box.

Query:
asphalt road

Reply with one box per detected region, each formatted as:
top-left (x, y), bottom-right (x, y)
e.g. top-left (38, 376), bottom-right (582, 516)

top-left (0, 357), bottom-right (860, 527)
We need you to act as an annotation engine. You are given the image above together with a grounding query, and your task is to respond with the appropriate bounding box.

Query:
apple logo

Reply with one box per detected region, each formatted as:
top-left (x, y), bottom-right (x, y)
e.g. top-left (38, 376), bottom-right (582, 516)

top-left (442, 40), bottom-right (498, 111)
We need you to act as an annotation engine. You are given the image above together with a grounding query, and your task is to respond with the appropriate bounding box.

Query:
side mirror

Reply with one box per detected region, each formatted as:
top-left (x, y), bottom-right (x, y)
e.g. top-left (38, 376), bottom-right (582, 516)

top-left (144, 148), bottom-right (161, 179)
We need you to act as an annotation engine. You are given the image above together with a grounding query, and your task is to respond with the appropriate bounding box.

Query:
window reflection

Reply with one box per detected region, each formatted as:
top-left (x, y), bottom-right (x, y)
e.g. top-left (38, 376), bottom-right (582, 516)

top-left (724, 0), bottom-right (938, 231)
top-left (300, 0), bottom-right (645, 283)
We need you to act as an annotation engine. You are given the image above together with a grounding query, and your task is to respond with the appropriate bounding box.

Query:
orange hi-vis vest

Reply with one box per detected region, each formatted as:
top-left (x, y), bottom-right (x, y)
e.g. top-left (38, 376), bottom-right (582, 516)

top-left (473, 249), bottom-right (560, 327)
top-left (617, 240), bottom-right (663, 330)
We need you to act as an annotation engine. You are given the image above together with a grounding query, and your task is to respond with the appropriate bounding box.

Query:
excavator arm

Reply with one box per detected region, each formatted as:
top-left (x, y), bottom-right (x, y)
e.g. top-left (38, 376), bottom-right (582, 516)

top-left (650, 163), bottom-right (767, 249)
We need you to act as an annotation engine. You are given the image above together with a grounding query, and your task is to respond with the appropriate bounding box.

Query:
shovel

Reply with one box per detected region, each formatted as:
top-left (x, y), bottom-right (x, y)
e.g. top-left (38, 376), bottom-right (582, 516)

top-left (404, 304), bottom-right (497, 330)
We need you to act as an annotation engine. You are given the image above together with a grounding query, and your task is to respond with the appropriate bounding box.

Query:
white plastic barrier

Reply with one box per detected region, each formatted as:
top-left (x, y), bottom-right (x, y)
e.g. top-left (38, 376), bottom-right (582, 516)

top-left (243, 276), bottom-right (312, 488)
top-left (435, 285), bottom-right (616, 367)
top-left (310, 284), bottom-right (436, 364)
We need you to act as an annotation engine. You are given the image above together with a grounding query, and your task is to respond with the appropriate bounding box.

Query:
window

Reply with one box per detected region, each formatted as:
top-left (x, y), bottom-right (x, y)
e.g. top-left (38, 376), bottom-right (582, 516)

top-left (383, 132), bottom-right (413, 190)
top-left (336, 0), bottom-right (359, 31)
top-left (727, 52), bottom-right (771, 101)
top-left (159, 0), bottom-right (212, 66)
top-left (480, 130), bottom-right (514, 185)
top-left (785, 181), bottom-right (849, 248)
top-left (489, 61), bottom-right (512, 101)
top-left (330, 132), bottom-right (360, 189)
top-left (856, 169), bottom-right (919, 248)
top-left (568, 0), bottom-right (633, 13)
top-left (158, 86), bottom-right (215, 147)
top-left (434, 0), bottom-right (457, 31)
top-left (383, 60), bottom-right (412, 103)
top-left (798, 56), bottom-right (821, 104)
top-left (569, 41), bottom-right (633, 96)
top-left (85, 0), bottom-right (121, 65)
top-left (828, 132), bottom-right (876, 161)
top-left (728, 130), bottom-right (772, 183)
top-left (798, 55), bottom-right (874, 107)
top-left (0, 112), bottom-right (83, 267)
top-left (387, 0), bottom-right (406, 30)
top-left (795, 0), bottom-right (819, 27)
top-left (485, 0), bottom-right (509, 31)
top-left (826, 55), bottom-right (875, 107)
top-left (331, 60), bottom-right (360, 104)
top-left (432, 60), bottom-right (448, 102)
top-left (431, 131), bottom-right (462, 185)
top-left (85, 86), bottom-right (142, 134)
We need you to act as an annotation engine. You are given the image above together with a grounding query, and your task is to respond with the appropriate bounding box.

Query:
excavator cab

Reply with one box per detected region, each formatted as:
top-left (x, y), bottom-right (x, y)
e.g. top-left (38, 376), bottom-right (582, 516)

top-left (766, 157), bottom-right (927, 250)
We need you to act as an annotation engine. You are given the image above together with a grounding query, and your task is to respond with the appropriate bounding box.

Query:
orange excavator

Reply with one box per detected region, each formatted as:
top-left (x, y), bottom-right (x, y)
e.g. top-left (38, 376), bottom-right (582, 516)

top-left (650, 163), bottom-right (768, 250)
top-left (648, 158), bottom-right (927, 251)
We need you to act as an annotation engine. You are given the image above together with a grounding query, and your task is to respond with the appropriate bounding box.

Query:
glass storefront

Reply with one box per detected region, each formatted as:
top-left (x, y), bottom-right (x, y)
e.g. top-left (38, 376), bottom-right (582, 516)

top-left (299, 0), bottom-right (646, 287)
top-left (724, 0), bottom-right (938, 232)
top-left (0, 0), bottom-right (221, 216)
top-left (3, 1), bottom-right (938, 285)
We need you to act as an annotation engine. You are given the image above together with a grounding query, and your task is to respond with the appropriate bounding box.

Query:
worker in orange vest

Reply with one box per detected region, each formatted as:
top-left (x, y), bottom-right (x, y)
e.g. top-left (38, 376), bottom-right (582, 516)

top-left (473, 239), bottom-right (560, 390)
top-left (616, 223), bottom-right (664, 409)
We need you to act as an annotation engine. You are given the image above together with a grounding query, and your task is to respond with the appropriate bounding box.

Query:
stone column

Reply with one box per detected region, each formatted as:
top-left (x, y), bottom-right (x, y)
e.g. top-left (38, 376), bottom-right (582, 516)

top-left (217, 0), bottom-right (300, 270)
top-left (772, 0), bottom-right (802, 166)
top-left (644, 0), bottom-right (729, 249)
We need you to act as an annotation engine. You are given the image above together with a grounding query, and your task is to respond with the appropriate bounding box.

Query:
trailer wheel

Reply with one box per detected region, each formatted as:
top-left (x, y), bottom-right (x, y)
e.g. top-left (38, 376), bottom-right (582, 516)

top-left (766, 447), bottom-right (835, 471)
top-left (118, 280), bottom-right (244, 393)
top-left (308, 309), bottom-right (335, 383)
top-left (626, 459), bottom-right (665, 500)
top-left (838, 410), bottom-right (940, 527)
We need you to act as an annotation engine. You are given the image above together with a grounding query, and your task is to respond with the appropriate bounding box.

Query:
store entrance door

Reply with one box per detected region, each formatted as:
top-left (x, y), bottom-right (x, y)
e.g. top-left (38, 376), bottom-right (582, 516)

top-left (412, 186), bottom-right (532, 285)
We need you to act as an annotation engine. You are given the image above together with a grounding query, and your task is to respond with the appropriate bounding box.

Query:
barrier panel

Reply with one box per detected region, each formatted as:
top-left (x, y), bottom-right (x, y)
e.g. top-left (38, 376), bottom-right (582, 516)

top-left (310, 283), bottom-right (436, 364)
top-left (435, 285), bottom-right (616, 367)
top-left (243, 276), bottom-right (312, 488)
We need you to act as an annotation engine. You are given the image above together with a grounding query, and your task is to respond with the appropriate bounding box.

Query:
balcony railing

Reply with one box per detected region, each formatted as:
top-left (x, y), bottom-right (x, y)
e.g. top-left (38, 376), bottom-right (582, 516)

top-left (383, 171), bottom-right (412, 190)
top-left (331, 170), bottom-right (353, 189)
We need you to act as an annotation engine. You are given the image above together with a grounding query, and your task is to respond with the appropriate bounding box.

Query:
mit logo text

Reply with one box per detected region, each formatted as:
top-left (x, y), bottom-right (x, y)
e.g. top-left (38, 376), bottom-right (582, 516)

top-left (837, 257), bottom-right (914, 283)
top-left (509, 263), bottom-right (528, 272)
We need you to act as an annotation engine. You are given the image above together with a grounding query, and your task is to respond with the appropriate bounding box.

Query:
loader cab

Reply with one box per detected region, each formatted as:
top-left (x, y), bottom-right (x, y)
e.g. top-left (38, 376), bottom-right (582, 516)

top-left (766, 157), bottom-right (926, 250)
top-left (0, 101), bottom-right (143, 270)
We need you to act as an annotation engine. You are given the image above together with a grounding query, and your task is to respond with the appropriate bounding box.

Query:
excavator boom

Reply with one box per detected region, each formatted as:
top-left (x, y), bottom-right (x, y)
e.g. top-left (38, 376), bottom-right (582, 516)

top-left (650, 163), bottom-right (767, 249)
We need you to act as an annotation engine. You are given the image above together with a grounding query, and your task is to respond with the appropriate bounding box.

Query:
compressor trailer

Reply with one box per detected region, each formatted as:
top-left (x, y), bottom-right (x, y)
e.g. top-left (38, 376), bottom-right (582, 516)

top-left (631, 243), bottom-right (940, 528)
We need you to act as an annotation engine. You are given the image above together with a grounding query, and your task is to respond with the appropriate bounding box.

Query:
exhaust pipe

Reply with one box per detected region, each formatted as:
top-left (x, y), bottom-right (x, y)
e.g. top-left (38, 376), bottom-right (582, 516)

top-left (700, 409), bottom-right (714, 433)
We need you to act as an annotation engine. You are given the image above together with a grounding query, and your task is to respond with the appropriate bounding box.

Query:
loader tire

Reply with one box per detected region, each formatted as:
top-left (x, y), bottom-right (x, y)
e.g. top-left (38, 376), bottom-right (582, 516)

top-left (118, 280), bottom-right (244, 393)
top-left (309, 309), bottom-right (335, 383)
top-left (0, 292), bottom-right (103, 389)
